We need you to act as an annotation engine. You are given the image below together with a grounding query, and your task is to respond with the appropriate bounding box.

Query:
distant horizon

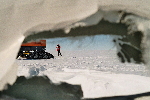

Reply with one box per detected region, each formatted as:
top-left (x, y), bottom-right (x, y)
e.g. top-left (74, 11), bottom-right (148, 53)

top-left (46, 35), bottom-right (117, 52)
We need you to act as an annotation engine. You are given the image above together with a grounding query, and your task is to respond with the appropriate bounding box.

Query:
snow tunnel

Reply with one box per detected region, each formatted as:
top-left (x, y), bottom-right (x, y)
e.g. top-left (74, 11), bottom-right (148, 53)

top-left (1, 0), bottom-right (150, 99)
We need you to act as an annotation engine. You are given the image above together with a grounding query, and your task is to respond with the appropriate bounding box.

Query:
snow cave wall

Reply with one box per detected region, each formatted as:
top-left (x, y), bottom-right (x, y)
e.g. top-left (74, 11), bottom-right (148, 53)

top-left (1, 0), bottom-right (150, 92)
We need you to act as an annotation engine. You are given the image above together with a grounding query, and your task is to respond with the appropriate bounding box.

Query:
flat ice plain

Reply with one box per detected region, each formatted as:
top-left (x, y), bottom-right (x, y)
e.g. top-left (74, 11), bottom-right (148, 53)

top-left (16, 50), bottom-right (150, 98)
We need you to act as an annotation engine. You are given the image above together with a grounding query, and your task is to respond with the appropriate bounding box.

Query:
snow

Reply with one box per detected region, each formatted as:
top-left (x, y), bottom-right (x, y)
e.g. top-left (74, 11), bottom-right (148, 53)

top-left (1, 0), bottom-right (150, 99)
top-left (16, 50), bottom-right (149, 98)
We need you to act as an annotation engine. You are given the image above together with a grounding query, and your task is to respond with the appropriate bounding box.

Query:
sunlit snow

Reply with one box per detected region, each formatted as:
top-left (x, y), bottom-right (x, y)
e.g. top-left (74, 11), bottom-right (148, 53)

top-left (1, 0), bottom-right (150, 99)
top-left (16, 50), bottom-right (149, 98)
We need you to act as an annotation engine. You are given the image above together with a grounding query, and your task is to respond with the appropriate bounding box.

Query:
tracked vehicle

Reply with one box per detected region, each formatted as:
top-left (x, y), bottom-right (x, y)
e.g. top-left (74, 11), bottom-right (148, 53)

top-left (17, 40), bottom-right (54, 59)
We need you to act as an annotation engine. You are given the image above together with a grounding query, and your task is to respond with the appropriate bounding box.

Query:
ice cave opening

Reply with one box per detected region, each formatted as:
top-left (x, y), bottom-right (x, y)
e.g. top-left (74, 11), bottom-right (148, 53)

top-left (3, 17), bottom-right (149, 100)
top-left (22, 17), bottom-right (144, 64)
top-left (1, 0), bottom-right (150, 99)
top-left (5, 17), bottom-right (148, 100)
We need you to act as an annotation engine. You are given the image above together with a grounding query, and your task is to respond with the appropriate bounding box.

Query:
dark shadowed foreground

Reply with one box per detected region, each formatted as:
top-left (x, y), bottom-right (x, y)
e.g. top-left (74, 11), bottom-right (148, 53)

top-left (0, 76), bottom-right (83, 100)
top-left (0, 76), bottom-right (150, 100)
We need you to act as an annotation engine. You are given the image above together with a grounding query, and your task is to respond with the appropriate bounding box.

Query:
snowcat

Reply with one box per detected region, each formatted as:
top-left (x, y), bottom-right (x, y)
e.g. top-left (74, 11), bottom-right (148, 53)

top-left (17, 40), bottom-right (54, 59)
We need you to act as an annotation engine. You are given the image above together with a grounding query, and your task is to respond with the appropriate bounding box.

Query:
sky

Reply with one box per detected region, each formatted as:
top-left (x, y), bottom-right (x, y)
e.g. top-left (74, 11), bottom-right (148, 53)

top-left (46, 35), bottom-right (116, 52)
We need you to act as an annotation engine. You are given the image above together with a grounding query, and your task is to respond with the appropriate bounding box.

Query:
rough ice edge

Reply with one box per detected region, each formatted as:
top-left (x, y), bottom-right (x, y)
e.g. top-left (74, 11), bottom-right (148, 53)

top-left (0, 0), bottom-right (150, 98)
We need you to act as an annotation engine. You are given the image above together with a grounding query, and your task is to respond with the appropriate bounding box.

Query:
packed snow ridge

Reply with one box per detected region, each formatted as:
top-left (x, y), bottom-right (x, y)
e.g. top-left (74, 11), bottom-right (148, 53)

top-left (1, 0), bottom-right (150, 99)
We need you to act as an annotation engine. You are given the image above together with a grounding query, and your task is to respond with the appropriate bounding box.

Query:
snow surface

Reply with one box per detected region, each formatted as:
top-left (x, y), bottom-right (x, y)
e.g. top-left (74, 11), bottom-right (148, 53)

top-left (1, 0), bottom-right (150, 99)
top-left (16, 50), bottom-right (150, 98)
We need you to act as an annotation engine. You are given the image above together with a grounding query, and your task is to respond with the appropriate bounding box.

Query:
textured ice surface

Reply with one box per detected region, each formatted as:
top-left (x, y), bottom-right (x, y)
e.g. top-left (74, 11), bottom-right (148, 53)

top-left (1, 0), bottom-right (150, 99)
top-left (16, 50), bottom-right (150, 98)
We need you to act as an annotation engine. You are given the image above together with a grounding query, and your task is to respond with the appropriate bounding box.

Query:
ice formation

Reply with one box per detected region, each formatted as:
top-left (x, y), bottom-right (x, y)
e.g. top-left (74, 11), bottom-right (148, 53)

top-left (1, 0), bottom-right (150, 99)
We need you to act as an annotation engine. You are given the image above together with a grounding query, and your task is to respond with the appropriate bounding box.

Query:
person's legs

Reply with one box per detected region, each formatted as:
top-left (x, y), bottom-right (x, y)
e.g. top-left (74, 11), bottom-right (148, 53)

top-left (58, 50), bottom-right (60, 56)
top-left (58, 50), bottom-right (62, 56)
top-left (60, 52), bottom-right (62, 56)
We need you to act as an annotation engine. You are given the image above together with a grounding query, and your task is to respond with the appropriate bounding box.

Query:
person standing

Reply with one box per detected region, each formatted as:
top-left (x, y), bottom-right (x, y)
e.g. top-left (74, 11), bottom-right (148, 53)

top-left (56, 44), bottom-right (62, 56)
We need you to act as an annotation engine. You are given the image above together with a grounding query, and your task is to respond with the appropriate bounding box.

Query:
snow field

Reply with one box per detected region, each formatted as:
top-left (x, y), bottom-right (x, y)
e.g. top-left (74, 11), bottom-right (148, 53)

top-left (16, 50), bottom-right (147, 77)
top-left (16, 50), bottom-right (150, 98)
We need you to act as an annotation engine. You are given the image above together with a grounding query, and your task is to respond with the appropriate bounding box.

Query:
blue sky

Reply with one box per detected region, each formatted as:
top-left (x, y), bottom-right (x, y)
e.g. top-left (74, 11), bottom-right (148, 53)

top-left (46, 35), bottom-right (116, 51)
